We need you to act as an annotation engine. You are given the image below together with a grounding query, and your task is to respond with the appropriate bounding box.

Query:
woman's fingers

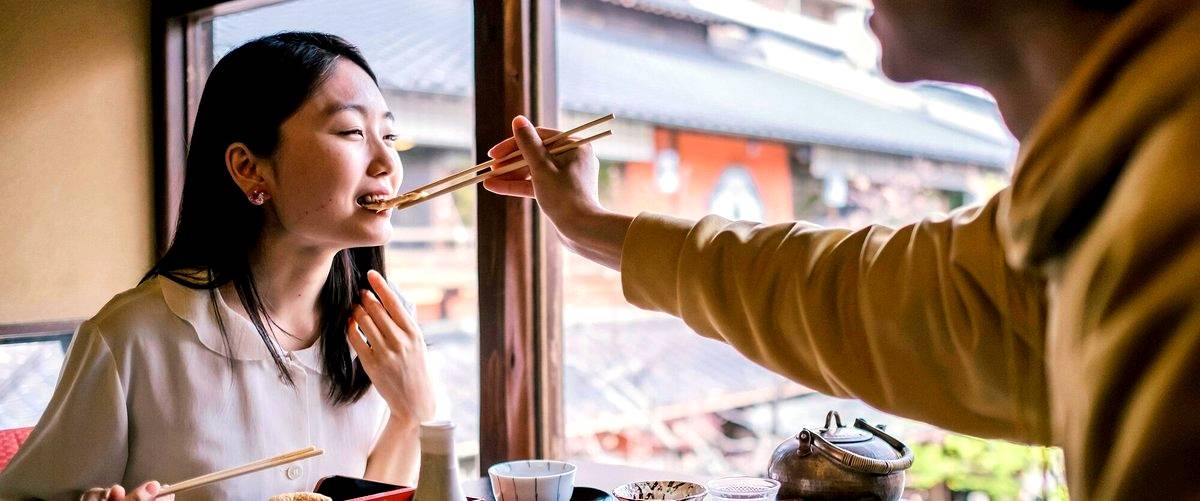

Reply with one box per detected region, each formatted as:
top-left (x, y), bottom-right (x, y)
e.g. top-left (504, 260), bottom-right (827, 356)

top-left (105, 485), bottom-right (124, 501)
top-left (359, 290), bottom-right (405, 349)
top-left (352, 305), bottom-right (389, 351)
top-left (346, 317), bottom-right (372, 357)
top-left (365, 270), bottom-right (417, 333)
top-left (126, 481), bottom-right (165, 501)
top-left (81, 482), bottom-right (166, 501)
top-left (81, 487), bottom-right (108, 501)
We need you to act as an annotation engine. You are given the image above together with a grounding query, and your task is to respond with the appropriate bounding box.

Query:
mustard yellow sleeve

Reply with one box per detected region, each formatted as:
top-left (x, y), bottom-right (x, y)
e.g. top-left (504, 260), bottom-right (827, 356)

top-left (1058, 96), bottom-right (1200, 500)
top-left (621, 191), bottom-right (1051, 443)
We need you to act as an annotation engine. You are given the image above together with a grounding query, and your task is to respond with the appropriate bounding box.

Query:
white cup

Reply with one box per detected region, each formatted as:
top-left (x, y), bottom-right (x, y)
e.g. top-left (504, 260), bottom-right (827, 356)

top-left (488, 460), bottom-right (577, 501)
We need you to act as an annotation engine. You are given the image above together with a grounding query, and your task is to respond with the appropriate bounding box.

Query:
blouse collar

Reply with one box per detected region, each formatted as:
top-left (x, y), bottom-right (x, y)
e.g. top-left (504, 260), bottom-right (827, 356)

top-left (158, 275), bottom-right (325, 374)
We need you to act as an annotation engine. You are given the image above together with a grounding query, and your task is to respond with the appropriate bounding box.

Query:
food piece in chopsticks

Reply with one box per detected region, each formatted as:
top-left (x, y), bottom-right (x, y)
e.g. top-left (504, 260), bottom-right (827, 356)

top-left (365, 190), bottom-right (425, 212)
top-left (269, 492), bottom-right (332, 501)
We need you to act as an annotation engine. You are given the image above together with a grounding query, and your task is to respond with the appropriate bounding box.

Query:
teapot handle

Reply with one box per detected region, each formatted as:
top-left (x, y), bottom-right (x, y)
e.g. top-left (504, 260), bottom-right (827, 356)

top-left (802, 419), bottom-right (914, 475)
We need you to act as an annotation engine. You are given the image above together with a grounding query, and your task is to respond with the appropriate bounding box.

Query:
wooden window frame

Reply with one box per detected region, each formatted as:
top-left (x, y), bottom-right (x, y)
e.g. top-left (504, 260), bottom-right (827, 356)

top-left (0, 321), bottom-right (82, 347)
top-left (151, 0), bottom-right (564, 468)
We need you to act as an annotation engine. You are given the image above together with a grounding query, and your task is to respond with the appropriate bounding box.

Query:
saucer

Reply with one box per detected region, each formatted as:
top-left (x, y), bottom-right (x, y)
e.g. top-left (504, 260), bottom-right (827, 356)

top-left (571, 487), bottom-right (613, 501)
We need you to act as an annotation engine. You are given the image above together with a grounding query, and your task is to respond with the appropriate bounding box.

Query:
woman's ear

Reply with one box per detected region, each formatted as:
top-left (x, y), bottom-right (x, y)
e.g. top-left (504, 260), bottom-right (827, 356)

top-left (225, 142), bottom-right (271, 196)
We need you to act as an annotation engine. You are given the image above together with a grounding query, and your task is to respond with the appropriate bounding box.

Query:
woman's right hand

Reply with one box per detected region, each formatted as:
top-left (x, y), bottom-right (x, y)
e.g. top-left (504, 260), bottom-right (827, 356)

top-left (80, 481), bottom-right (173, 501)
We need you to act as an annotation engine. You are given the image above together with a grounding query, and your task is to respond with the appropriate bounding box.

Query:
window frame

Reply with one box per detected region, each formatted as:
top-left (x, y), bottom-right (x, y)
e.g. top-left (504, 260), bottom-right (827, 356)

top-left (150, 0), bottom-right (565, 466)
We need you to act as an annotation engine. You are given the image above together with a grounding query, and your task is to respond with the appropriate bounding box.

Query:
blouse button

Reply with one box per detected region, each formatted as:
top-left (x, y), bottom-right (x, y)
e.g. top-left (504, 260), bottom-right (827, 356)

top-left (285, 464), bottom-right (302, 480)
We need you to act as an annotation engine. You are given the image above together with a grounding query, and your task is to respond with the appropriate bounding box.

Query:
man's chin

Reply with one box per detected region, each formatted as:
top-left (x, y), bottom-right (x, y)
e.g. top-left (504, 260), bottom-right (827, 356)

top-left (878, 54), bottom-right (924, 84)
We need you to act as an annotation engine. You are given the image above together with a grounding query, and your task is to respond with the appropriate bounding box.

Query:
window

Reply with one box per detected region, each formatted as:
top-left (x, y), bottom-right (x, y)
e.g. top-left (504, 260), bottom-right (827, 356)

top-left (197, 0), bottom-right (482, 475)
top-left (554, 0), bottom-right (1063, 498)
top-left (0, 328), bottom-right (74, 430)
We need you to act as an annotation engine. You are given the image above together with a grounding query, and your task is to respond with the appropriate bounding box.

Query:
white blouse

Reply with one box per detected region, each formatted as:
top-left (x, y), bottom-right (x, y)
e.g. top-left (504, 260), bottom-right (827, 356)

top-left (0, 276), bottom-right (407, 500)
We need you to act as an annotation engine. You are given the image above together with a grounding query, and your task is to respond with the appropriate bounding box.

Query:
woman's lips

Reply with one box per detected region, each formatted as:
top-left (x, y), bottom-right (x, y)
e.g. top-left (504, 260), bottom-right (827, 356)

top-left (356, 193), bottom-right (394, 206)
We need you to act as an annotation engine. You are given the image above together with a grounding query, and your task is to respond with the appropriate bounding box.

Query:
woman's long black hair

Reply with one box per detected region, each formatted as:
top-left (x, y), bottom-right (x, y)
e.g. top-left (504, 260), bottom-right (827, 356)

top-left (145, 32), bottom-right (382, 405)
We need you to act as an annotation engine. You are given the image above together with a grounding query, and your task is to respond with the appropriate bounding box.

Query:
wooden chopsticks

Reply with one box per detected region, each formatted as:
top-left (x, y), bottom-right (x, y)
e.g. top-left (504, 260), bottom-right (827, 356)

top-left (156, 446), bottom-right (323, 497)
top-left (362, 113), bottom-right (614, 211)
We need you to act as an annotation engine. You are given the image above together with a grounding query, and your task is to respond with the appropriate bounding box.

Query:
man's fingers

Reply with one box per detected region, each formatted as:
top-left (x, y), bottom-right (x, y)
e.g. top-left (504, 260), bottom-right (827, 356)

top-left (510, 117), bottom-right (556, 173)
top-left (483, 178), bottom-right (536, 198)
top-left (494, 168), bottom-right (530, 181)
top-left (487, 126), bottom-right (560, 159)
top-left (488, 162), bottom-right (530, 181)
top-left (487, 138), bottom-right (514, 159)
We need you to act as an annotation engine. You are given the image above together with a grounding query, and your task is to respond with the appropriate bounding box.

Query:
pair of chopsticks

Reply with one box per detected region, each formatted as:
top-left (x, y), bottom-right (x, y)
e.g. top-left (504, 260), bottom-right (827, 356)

top-left (361, 113), bottom-right (615, 211)
top-left (156, 446), bottom-right (323, 497)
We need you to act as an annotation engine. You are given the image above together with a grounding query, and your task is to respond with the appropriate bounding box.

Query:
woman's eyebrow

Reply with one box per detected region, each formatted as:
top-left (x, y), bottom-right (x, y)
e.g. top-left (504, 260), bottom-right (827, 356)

top-left (324, 102), bottom-right (395, 121)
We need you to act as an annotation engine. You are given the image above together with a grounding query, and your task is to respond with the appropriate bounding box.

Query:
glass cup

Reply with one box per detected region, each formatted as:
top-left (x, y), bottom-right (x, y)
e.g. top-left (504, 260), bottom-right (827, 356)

top-left (705, 477), bottom-right (781, 501)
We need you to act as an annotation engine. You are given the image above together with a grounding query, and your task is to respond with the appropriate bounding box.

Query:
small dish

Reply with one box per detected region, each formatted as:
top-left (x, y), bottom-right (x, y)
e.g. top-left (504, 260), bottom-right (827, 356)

top-left (612, 481), bottom-right (707, 501)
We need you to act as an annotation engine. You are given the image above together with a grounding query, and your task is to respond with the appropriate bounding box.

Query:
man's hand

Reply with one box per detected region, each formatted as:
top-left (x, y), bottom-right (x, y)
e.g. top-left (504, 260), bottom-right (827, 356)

top-left (484, 116), bottom-right (633, 270)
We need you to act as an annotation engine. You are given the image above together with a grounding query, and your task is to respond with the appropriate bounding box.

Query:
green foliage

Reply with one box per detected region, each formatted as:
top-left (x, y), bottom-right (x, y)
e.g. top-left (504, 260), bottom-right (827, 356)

top-left (906, 435), bottom-right (1066, 500)
top-left (597, 160), bottom-right (622, 205)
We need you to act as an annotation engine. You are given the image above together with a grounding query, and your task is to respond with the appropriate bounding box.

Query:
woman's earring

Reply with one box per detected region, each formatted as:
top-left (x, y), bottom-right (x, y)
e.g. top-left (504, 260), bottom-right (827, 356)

top-left (248, 189), bottom-right (268, 205)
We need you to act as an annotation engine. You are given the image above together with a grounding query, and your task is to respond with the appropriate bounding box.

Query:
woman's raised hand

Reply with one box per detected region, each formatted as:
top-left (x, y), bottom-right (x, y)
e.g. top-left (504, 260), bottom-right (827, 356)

top-left (80, 481), bottom-right (173, 501)
top-left (346, 269), bottom-right (437, 425)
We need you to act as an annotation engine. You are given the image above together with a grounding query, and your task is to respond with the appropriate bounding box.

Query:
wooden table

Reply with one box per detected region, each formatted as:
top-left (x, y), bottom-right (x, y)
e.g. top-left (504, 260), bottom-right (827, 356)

top-left (463, 460), bottom-right (710, 500)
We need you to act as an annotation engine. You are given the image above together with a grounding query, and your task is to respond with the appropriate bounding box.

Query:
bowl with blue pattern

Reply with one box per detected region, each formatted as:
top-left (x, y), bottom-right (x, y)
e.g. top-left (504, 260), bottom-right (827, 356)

top-left (488, 460), bottom-right (577, 501)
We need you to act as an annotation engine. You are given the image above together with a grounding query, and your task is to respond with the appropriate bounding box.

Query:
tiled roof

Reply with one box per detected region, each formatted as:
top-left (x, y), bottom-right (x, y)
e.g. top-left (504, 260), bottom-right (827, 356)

top-left (213, 0), bottom-right (1017, 168)
top-left (595, 0), bottom-right (729, 24)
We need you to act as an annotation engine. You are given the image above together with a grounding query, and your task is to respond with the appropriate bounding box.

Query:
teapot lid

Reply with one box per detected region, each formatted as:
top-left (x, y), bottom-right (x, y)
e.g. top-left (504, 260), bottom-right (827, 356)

top-left (816, 411), bottom-right (871, 444)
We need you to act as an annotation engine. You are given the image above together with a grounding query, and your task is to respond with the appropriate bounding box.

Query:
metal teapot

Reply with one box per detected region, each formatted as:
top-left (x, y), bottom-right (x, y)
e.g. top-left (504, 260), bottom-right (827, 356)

top-left (766, 411), bottom-right (913, 501)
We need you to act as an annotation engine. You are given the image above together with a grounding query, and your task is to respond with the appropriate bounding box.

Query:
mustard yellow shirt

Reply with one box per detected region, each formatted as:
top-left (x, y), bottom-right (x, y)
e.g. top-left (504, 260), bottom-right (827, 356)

top-left (620, 1), bottom-right (1200, 498)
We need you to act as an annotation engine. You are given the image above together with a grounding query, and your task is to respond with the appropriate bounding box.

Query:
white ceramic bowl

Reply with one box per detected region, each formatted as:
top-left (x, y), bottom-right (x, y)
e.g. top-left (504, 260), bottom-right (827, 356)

top-left (488, 460), bottom-right (577, 501)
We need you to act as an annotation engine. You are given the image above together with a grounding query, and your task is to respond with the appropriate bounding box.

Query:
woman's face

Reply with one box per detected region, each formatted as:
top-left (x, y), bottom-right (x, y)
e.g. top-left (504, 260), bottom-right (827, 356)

top-left (261, 59), bottom-right (402, 250)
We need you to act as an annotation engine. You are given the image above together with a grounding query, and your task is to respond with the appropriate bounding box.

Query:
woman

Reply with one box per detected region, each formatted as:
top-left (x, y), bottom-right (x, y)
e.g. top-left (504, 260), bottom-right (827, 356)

top-left (0, 32), bottom-right (435, 500)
